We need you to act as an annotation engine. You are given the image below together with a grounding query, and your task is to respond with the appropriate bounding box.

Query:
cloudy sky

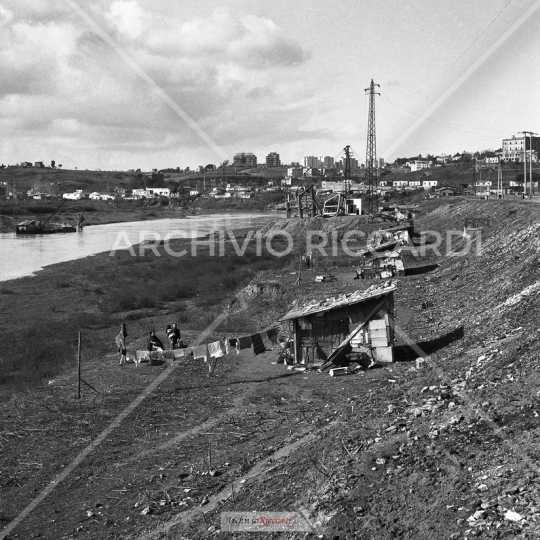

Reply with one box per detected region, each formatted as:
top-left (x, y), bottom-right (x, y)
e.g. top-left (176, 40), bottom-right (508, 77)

top-left (0, 0), bottom-right (539, 170)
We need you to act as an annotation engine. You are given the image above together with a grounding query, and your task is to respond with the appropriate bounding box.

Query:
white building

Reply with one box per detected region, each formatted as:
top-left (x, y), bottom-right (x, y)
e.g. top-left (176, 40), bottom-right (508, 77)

top-left (132, 187), bottom-right (170, 198)
top-left (149, 187), bottom-right (170, 197)
top-left (501, 134), bottom-right (540, 163)
top-left (408, 160), bottom-right (431, 172)
top-left (392, 180), bottom-right (408, 188)
top-left (63, 189), bottom-right (90, 200)
top-left (422, 180), bottom-right (438, 189)
top-left (321, 180), bottom-right (351, 192)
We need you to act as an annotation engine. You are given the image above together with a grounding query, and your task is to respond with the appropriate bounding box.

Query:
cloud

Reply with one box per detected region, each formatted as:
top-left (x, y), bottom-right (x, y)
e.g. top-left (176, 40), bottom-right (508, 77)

top-left (0, 2), bottom-right (314, 168)
top-left (105, 0), bottom-right (147, 39)
top-left (228, 15), bottom-right (309, 69)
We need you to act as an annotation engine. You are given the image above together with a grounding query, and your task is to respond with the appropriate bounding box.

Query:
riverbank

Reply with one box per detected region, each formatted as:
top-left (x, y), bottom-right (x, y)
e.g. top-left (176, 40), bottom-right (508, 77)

top-left (0, 218), bottom-right (290, 394)
top-left (0, 198), bottom-right (285, 234)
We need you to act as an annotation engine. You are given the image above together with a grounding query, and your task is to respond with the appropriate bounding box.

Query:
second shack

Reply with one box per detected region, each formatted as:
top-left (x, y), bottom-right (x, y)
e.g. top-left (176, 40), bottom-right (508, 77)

top-left (280, 283), bottom-right (396, 366)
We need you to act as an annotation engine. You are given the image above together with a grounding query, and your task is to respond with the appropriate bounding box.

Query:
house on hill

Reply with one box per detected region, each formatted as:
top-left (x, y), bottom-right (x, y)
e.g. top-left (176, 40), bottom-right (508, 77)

top-left (436, 187), bottom-right (455, 197)
top-left (280, 283), bottom-right (396, 366)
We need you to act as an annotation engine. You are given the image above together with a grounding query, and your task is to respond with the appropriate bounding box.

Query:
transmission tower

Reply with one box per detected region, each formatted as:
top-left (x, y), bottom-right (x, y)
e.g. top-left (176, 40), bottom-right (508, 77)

top-left (365, 79), bottom-right (380, 214)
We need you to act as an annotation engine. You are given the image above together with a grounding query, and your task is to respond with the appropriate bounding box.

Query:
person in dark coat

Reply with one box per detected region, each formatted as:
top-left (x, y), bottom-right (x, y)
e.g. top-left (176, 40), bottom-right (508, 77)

top-left (148, 330), bottom-right (164, 352)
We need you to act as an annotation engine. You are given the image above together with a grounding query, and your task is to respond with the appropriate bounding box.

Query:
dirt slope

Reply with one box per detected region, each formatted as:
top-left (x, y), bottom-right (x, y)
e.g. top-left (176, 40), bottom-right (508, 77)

top-left (1, 198), bottom-right (540, 539)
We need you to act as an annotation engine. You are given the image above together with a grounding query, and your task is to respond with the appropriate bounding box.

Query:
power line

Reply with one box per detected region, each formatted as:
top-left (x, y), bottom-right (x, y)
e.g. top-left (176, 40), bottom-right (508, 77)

top-left (398, 0), bottom-right (514, 98)
top-left (381, 95), bottom-right (512, 137)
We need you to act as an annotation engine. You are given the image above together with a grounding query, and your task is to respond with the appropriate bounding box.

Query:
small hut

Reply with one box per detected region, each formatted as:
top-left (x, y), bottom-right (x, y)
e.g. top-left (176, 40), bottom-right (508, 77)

top-left (280, 283), bottom-right (396, 366)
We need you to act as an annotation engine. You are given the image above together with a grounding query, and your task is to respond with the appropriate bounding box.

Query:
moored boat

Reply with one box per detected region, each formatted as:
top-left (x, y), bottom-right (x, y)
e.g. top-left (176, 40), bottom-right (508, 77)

top-left (16, 220), bottom-right (77, 234)
top-left (15, 200), bottom-right (82, 235)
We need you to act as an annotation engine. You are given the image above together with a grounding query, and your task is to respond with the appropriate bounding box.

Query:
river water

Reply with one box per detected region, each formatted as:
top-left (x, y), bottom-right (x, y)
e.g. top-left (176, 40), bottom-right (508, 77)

top-left (0, 213), bottom-right (277, 283)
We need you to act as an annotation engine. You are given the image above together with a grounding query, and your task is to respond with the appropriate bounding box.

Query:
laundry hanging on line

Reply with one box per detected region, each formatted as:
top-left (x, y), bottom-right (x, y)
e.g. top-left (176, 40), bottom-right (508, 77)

top-left (251, 333), bottom-right (266, 355)
top-left (237, 335), bottom-right (252, 351)
top-left (266, 328), bottom-right (279, 345)
top-left (192, 344), bottom-right (209, 362)
top-left (208, 340), bottom-right (224, 359)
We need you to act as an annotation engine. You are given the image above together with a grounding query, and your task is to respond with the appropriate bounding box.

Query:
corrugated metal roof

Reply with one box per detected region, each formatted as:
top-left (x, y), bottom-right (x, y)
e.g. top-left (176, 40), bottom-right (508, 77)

top-left (280, 282), bottom-right (396, 321)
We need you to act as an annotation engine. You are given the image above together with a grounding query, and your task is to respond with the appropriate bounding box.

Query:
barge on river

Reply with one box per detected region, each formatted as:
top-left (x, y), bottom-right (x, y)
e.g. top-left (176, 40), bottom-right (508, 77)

top-left (15, 200), bottom-right (83, 235)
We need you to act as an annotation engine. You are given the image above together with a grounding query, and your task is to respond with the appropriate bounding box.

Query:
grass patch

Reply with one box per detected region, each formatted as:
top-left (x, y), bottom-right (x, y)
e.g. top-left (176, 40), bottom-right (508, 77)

top-left (0, 287), bottom-right (16, 294)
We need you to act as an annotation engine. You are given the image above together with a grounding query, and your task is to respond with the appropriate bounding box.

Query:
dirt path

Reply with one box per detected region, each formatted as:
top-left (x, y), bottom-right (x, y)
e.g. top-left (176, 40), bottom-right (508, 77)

top-left (1, 340), bottom-right (323, 539)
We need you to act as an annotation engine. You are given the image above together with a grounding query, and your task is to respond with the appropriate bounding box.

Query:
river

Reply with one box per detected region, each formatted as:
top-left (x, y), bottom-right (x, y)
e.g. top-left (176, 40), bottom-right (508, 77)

top-left (0, 213), bottom-right (277, 283)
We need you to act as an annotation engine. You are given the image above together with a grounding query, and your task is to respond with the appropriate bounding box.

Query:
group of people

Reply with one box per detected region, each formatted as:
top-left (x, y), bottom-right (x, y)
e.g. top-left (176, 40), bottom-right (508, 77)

top-left (115, 322), bottom-right (186, 365)
top-left (148, 323), bottom-right (186, 352)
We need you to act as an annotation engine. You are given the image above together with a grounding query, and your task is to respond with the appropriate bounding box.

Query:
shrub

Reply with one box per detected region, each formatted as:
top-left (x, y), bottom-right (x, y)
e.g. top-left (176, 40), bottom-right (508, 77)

top-left (0, 320), bottom-right (78, 388)
top-left (0, 287), bottom-right (16, 294)
top-left (139, 295), bottom-right (157, 309)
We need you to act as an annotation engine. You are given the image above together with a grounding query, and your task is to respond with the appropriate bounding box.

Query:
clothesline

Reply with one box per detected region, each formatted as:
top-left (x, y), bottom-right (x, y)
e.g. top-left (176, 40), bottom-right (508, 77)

top-left (136, 326), bottom-right (281, 363)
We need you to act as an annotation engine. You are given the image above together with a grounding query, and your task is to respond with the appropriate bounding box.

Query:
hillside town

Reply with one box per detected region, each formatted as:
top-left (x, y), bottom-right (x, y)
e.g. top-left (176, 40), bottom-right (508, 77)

top-left (1, 133), bottom-right (538, 205)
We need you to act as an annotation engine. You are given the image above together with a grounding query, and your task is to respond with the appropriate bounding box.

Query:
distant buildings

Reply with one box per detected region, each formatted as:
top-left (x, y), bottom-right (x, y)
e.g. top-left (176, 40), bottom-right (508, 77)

top-left (132, 187), bottom-right (171, 199)
top-left (322, 156), bottom-right (335, 169)
top-left (338, 157), bottom-right (360, 171)
top-left (303, 156), bottom-right (321, 168)
top-left (501, 134), bottom-right (540, 162)
top-left (233, 152), bottom-right (257, 167)
top-left (408, 160), bottom-right (431, 172)
top-left (63, 189), bottom-right (90, 200)
top-left (435, 187), bottom-right (455, 197)
top-left (321, 180), bottom-right (353, 193)
top-left (265, 152), bottom-right (281, 167)
top-left (287, 167), bottom-right (303, 178)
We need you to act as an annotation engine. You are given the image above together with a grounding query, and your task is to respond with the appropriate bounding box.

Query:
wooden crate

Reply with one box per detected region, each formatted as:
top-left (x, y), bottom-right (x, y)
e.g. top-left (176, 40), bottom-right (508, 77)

top-left (374, 346), bottom-right (393, 363)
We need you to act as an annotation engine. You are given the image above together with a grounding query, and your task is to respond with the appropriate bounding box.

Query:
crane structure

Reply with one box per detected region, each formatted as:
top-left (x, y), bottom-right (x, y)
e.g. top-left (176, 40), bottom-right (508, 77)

top-left (365, 79), bottom-right (380, 215)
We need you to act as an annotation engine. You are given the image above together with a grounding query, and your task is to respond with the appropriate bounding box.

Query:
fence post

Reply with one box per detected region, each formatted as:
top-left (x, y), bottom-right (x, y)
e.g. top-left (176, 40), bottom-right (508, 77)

top-left (77, 331), bottom-right (81, 399)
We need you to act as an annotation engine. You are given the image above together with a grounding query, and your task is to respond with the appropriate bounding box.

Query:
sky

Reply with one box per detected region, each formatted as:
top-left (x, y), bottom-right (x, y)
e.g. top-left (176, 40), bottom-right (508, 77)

top-left (0, 0), bottom-right (539, 170)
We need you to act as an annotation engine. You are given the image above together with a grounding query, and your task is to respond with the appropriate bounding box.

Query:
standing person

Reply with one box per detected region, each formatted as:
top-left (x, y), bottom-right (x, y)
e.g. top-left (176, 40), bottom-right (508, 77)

top-left (148, 330), bottom-right (164, 352)
top-left (167, 323), bottom-right (181, 349)
top-left (115, 323), bottom-right (128, 365)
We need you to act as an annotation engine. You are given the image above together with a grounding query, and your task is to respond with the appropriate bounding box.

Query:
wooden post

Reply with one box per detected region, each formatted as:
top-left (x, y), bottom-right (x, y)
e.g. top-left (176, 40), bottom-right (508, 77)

top-left (293, 319), bottom-right (302, 365)
top-left (295, 255), bottom-right (302, 285)
top-left (77, 331), bottom-right (81, 399)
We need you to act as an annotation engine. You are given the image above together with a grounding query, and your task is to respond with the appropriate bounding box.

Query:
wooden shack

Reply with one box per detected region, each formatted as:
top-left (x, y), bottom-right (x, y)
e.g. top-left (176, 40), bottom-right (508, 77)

top-left (280, 284), bottom-right (396, 366)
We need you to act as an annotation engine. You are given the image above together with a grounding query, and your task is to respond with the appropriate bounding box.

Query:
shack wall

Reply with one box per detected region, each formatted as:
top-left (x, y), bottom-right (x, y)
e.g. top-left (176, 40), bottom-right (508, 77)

top-left (291, 292), bottom-right (395, 364)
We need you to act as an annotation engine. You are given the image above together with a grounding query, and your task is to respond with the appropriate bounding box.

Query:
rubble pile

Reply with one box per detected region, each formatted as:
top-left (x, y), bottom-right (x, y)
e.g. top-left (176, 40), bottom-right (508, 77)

top-left (297, 200), bottom-right (540, 539)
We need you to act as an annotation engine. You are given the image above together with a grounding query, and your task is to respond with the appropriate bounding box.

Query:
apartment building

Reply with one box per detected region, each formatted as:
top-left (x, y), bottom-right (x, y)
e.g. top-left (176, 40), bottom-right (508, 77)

top-left (501, 135), bottom-right (540, 162)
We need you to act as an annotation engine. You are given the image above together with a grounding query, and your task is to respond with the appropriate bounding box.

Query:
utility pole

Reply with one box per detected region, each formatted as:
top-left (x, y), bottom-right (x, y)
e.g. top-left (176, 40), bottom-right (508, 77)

top-left (472, 158), bottom-right (476, 196)
top-left (343, 145), bottom-right (351, 195)
top-left (519, 131), bottom-right (537, 197)
top-left (498, 160), bottom-right (502, 199)
top-left (365, 79), bottom-right (380, 215)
